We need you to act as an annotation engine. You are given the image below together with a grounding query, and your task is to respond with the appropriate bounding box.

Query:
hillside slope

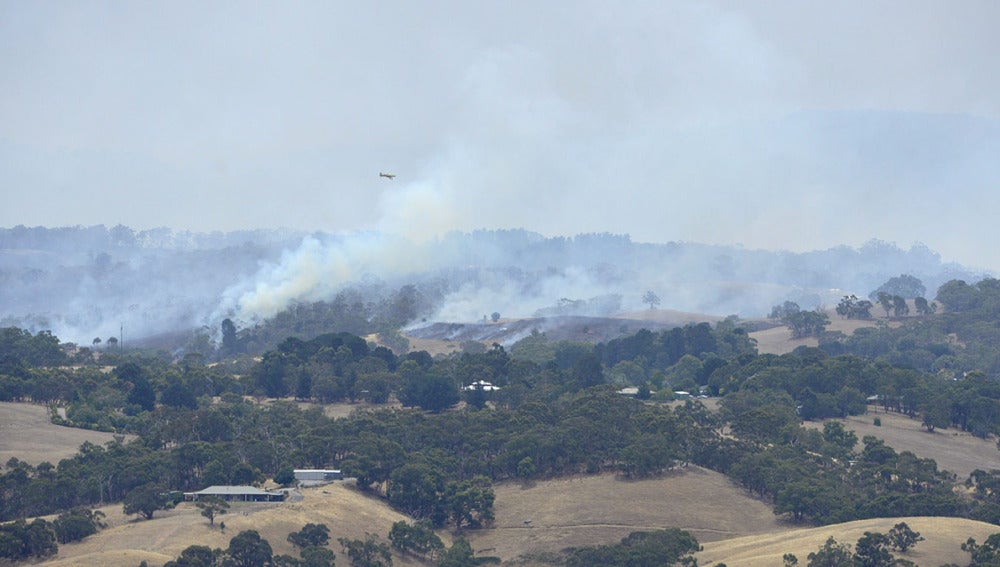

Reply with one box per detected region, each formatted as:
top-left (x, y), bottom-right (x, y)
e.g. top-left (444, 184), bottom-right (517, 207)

top-left (40, 468), bottom-right (779, 566)
top-left (39, 482), bottom-right (426, 567)
top-left (464, 466), bottom-right (786, 562)
top-left (0, 402), bottom-right (125, 466)
top-left (697, 516), bottom-right (997, 566)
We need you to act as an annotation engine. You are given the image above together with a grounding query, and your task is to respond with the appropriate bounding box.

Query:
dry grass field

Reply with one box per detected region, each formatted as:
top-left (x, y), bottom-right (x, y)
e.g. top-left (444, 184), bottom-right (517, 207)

top-left (463, 466), bottom-right (786, 563)
top-left (749, 314), bottom-right (899, 355)
top-left (696, 516), bottom-right (997, 566)
top-left (0, 401), bottom-right (125, 466)
top-left (37, 469), bottom-right (1000, 567)
top-left (39, 481), bottom-right (430, 567)
top-left (37, 467), bottom-right (785, 567)
top-left (806, 410), bottom-right (1000, 480)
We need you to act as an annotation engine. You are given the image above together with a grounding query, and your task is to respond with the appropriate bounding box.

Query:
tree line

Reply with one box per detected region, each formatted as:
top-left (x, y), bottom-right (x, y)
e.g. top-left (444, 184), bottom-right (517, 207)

top-left (7, 307), bottom-right (1000, 535)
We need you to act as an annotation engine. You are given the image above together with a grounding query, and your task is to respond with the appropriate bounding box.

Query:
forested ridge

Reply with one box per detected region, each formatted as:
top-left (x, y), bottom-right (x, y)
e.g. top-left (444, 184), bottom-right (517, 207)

top-left (6, 278), bottom-right (1000, 564)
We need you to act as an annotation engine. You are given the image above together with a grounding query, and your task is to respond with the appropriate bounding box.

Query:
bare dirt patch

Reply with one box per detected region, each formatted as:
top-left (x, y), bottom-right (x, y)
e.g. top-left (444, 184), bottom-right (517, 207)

top-left (0, 402), bottom-right (125, 466)
top-left (697, 516), bottom-right (997, 567)
top-left (805, 410), bottom-right (1000, 480)
top-left (463, 467), bottom-right (787, 563)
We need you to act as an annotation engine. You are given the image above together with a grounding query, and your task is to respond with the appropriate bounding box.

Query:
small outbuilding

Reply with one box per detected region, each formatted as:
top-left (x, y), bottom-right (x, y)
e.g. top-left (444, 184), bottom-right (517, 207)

top-left (294, 469), bottom-right (344, 482)
top-left (184, 485), bottom-right (285, 502)
top-left (463, 380), bottom-right (500, 391)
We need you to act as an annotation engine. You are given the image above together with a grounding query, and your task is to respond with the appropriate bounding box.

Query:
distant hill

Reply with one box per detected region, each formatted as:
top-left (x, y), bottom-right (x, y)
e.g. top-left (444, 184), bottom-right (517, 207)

top-left (0, 225), bottom-right (988, 354)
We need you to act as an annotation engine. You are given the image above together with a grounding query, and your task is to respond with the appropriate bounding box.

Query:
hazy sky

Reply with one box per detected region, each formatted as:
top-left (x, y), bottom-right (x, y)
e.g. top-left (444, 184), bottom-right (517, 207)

top-left (3, 1), bottom-right (999, 269)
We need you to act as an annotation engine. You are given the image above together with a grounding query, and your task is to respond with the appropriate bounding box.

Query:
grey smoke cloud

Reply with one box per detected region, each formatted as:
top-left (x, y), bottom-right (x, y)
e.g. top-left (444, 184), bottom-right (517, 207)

top-left (2, 1), bottom-right (999, 273)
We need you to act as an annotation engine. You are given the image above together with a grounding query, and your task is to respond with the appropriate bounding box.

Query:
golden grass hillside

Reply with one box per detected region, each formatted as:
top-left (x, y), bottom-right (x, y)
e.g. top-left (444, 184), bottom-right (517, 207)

top-left (696, 516), bottom-right (998, 567)
top-left (463, 466), bottom-right (787, 563)
top-left (0, 401), bottom-right (124, 466)
top-left (37, 467), bottom-right (783, 567)
top-left (808, 410), bottom-right (1000, 480)
top-left (39, 482), bottom-right (430, 567)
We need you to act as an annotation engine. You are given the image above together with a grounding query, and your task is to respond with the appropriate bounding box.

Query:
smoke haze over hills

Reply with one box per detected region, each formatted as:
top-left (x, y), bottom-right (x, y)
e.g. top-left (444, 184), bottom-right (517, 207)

top-left (2, 2), bottom-right (999, 272)
top-left (0, 225), bottom-right (987, 346)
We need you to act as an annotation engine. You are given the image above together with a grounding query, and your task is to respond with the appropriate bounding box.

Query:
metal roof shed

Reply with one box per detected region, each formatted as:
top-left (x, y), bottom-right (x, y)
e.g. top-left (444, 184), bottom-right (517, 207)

top-left (184, 485), bottom-right (285, 502)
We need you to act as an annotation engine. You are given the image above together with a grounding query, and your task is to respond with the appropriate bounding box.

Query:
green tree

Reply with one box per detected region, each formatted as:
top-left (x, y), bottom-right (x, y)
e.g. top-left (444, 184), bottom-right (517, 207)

top-left (822, 422), bottom-right (858, 456)
top-left (782, 310), bottom-right (830, 338)
top-left (516, 457), bottom-right (536, 484)
top-left (445, 476), bottom-right (495, 531)
top-left (338, 534), bottom-right (392, 567)
top-left (399, 371), bottom-right (459, 413)
top-left (853, 531), bottom-right (893, 567)
top-left (436, 537), bottom-right (485, 567)
top-left (123, 484), bottom-right (168, 520)
top-left (387, 520), bottom-right (443, 558)
top-left (806, 536), bottom-right (853, 567)
top-left (936, 279), bottom-right (981, 312)
top-left (871, 275), bottom-right (926, 300)
top-left (118, 362), bottom-right (156, 412)
top-left (227, 530), bottom-right (273, 567)
top-left (771, 301), bottom-right (801, 319)
top-left (274, 466), bottom-right (296, 487)
top-left (288, 523), bottom-right (330, 549)
top-left (566, 528), bottom-right (699, 567)
top-left (642, 291), bottom-right (661, 310)
top-left (570, 353), bottom-right (604, 388)
top-left (964, 533), bottom-right (1000, 566)
top-left (913, 296), bottom-right (936, 315)
top-left (222, 318), bottom-right (239, 356)
top-left (299, 545), bottom-right (336, 567)
top-left (164, 545), bottom-right (219, 567)
top-left (891, 295), bottom-right (909, 318)
top-left (196, 496), bottom-right (229, 527)
top-left (387, 463), bottom-right (445, 521)
top-left (921, 400), bottom-right (949, 432)
top-left (876, 292), bottom-right (893, 318)
top-left (52, 507), bottom-right (105, 543)
top-left (887, 522), bottom-right (923, 553)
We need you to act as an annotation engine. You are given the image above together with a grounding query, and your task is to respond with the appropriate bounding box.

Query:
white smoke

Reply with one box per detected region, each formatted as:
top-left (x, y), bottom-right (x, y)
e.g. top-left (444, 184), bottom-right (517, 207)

top-left (214, 231), bottom-right (421, 322)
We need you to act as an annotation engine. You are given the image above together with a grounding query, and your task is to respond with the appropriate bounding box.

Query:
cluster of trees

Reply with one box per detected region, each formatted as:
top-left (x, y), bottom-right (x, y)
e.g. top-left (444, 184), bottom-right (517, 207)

top-left (835, 295), bottom-right (874, 320)
top-left (563, 528), bottom-right (700, 566)
top-left (820, 277), bottom-right (1000, 382)
top-left (231, 284), bottom-right (439, 357)
top-left (789, 528), bottom-right (919, 567)
top-left (0, 327), bottom-right (66, 372)
top-left (776, 522), bottom-right (926, 566)
top-left (161, 522), bottom-right (496, 567)
top-left (12, 289), bottom-right (1000, 549)
top-left (0, 507), bottom-right (105, 562)
top-left (3, 318), bottom-right (756, 436)
top-left (769, 300), bottom-right (832, 338)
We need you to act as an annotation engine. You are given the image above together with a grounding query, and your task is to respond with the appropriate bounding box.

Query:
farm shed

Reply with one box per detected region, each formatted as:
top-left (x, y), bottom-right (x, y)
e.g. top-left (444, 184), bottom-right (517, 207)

top-left (184, 485), bottom-right (285, 502)
top-left (294, 469), bottom-right (344, 482)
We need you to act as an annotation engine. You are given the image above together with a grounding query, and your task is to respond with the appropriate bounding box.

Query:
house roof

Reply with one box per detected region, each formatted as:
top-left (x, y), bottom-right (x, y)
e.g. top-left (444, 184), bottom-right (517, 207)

top-left (189, 485), bottom-right (282, 496)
